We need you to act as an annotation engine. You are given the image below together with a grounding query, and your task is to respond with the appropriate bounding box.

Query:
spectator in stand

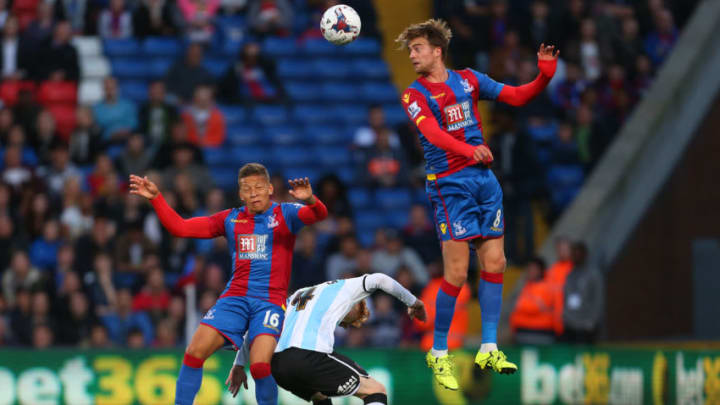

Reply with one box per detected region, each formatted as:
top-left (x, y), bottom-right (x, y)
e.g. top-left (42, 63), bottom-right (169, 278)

top-left (132, 266), bottom-right (170, 321)
top-left (644, 8), bottom-right (678, 67)
top-left (152, 121), bottom-right (204, 170)
top-left (550, 121), bottom-right (581, 166)
top-left (402, 204), bottom-right (440, 264)
top-left (56, 291), bottom-right (98, 345)
top-left (154, 318), bottom-right (178, 347)
top-left (571, 18), bottom-right (613, 82)
top-left (1, 146), bottom-right (33, 192)
top-left (36, 141), bottom-right (81, 197)
top-left (166, 295), bottom-right (185, 342)
top-left (0, 17), bottom-right (31, 80)
top-left (326, 235), bottom-right (360, 280)
top-left (133, 0), bottom-right (179, 38)
top-left (551, 62), bottom-right (587, 113)
top-left (219, 42), bottom-right (284, 105)
top-left (290, 227), bottom-right (325, 292)
top-left (510, 257), bottom-right (559, 344)
top-left (37, 21), bottom-right (79, 81)
top-left (114, 219), bottom-right (157, 273)
top-left (247, 0), bottom-right (293, 37)
top-left (0, 0), bottom-right (8, 30)
top-left (85, 252), bottom-right (117, 311)
top-left (74, 216), bottom-right (115, 274)
top-left (52, 244), bottom-right (78, 290)
top-left (369, 293), bottom-right (401, 347)
top-left (0, 108), bottom-right (13, 141)
top-left (353, 104), bottom-right (401, 150)
top-left (633, 54), bottom-right (654, 98)
top-left (14, 90), bottom-right (41, 142)
top-left (371, 229), bottom-right (428, 284)
top-left (545, 236), bottom-right (573, 287)
top-left (575, 103), bottom-right (611, 169)
top-left (315, 174), bottom-right (351, 217)
top-left (126, 327), bottom-right (146, 348)
top-left (177, 0), bottom-right (220, 42)
top-left (101, 288), bottom-right (154, 346)
top-left (9, 288), bottom-right (32, 344)
top-left (2, 251), bottom-right (40, 306)
top-left (30, 291), bottom-right (55, 332)
top-left (360, 129), bottom-right (408, 188)
top-left (32, 323), bottom-right (54, 348)
top-left (89, 323), bottom-right (113, 347)
top-left (139, 81), bottom-right (177, 147)
top-left (164, 43), bottom-right (214, 103)
top-left (69, 106), bottom-right (103, 166)
top-left (562, 242), bottom-right (603, 344)
top-left (93, 77), bottom-right (138, 143)
top-left (6, 125), bottom-right (39, 167)
top-left (0, 215), bottom-right (15, 271)
top-left (53, 0), bottom-right (86, 34)
top-left (613, 17), bottom-right (644, 73)
top-left (117, 134), bottom-right (152, 177)
top-left (98, 0), bottom-right (133, 38)
top-left (162, 142), bottom-right (214, 194)
top-left (181, 85), bottom-right (225, 147)
top-left (87, 154), bottom-right (121, 199)
top-left (21, 193), bottom-right (53, 240)
top-left (28, 220), bottom-right (61, 271)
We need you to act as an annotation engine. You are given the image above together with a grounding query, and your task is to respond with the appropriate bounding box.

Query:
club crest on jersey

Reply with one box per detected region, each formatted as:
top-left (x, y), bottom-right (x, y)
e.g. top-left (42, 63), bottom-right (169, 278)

top-left (444, 101), bottom-right (475, 131)
top-left (267, 214), bottom-right (279, 229)
top-left (461, 78), bottom-right (474, 94)
top-left (203, 309), bottom-right (215, 320)
top-left (453, 221), bottom-right (467, 236)
top-left (237, 234), bottom-right (268, 260)
top-left (407, 101), bottom-right (421, 119)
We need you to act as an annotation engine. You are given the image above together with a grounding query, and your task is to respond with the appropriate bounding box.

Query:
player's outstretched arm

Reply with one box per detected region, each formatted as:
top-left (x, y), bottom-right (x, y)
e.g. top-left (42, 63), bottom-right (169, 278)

top-left (129, 175), bottom-right (226, 239)
top-left (288, 177), bottom-right (328, 224)
top-left (364, 273), bottom-right (426, 321)
top-left (497, 43), bottom-right (559, 107)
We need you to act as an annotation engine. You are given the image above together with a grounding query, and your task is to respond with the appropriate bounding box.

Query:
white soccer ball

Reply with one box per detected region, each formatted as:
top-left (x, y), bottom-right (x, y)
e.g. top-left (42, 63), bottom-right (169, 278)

top-left (320, 4), bottom-right (361, 46)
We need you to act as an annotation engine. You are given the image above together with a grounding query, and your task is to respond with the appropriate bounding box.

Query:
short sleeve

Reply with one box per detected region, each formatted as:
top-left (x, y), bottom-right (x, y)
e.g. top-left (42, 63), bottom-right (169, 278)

top-left (401, 88), bottom-right (436, 128)
top-left (281, 203), bottom-right (306, 234)
top-left (470, 69), bottom-right (504, 100)
top-left (208, 209), bottom-right (231, 237)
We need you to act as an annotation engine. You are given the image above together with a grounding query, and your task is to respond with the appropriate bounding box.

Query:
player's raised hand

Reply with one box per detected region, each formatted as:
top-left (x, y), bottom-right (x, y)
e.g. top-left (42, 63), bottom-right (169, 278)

top-left (128, 175), bottom-right (159, 200)
top-left (225, 365), bottom-right (248, 397)
top-left (288, 177), bottom-right (315, 203)
top-left (472, 144), bottom-right (494, 165)
top-left (408, 299), bottom-right (427, 322)
top-left (537, 43), bottom-right (559, 61)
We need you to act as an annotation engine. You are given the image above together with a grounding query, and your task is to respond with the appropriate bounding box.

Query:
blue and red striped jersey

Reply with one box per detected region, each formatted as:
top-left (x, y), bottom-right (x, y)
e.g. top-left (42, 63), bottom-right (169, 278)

top-left (402, 69), bottom-right (504, 176)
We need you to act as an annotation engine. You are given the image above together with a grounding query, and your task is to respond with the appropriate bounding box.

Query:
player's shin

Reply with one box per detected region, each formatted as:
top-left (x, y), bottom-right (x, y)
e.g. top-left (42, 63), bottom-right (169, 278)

top-left (433, 280), bottom-right (461, 356)
top-left (478, 271), bottom-right (503, 352)
top-left (363, 393), bottom-right (388, 405)
top-left (175, 353), bottom-right (205, 405)
top-left (250, 362), bottom-right (278, 405)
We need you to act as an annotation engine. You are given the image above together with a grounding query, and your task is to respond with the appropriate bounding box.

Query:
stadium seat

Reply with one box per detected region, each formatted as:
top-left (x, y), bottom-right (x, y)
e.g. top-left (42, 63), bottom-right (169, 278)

top-left (81, 57), bottom-right (111, 79)
top-left (217, 105), bottom-right (246, 125)
top-left (273, 146), bottom-right (312, 166)
top-left (311, 59), bottom-right (351, 80)
top-left (285, 82), bottom-right (322, 103)
top-left (118, 80), bottom-right (148, 103)
top-left (383, 104), bottom-right (408, 126)
top-left (351, 59), bottom-right (390, 80)
top-left (103, 39), bottom-right (141, 57)
top-left (0, 80), bottom-right (35, 106)
top-left (332, 104), bottom-right (366, 126)
top-left (262, 37), bottom-right (297, 57)
top-left (276, 58), bottom-right (314, 80)
top-left (283, 167), bottom-right (319, 183)
top-left (47, 104), bottom-right (77, 139)
top-left (302, 124), bottom-right (349, 145)
top-left (385, 209), bottom-right (409, 229)
top-left (375, 188), bottom-right (412, 210)
top-left (215, 16), bottom-right (246, 47)
top-left (320, 82), bottom-right (357, 102)
top-left (342, 38), bottom-right (381, 56)
top-left (209, 167), bottom-right (239, 190)
top-left (37, 81), bottom-right (77, 106)
top-left (227, 124), bottom-right (263, 146)
top-left (148, 58), bottom-right (172, 79)
top-left (347, 187), bottom-right (372, 210)
top-left (142, 37), bottom-right (182, 58)
top-left (111, 58), bottom-right (150, 80)
top-left (336, 166), bottom-right (356, 184)
top-left (546, 165), bottom-right (585, 209)
top-left (292, 105), bottom-right (331, 125)
top-left (231, 146), bottom-right (271, 166)
top-left (354, 210), bottom-right (385, 233)
top-left (78, 80), bottom-right (103, 104)
top-left (252, 105), bottom-right (289, 126)
top-left (360, 82), bottom-right (398, 103)
top-left (301, 38), bottom-right (341, 56)
top-left (312, 146), bottom-right (351, 167)
top-left (203, 147), bottom-right (232, 166)
top-left (203, 58), bottom-right (230, 77)
top-left (265, 125), bottom-right (302, 146)
top-left (527, 121), bottom-right (558, 143)
top-left (73, 37), bottom-right (103, 57)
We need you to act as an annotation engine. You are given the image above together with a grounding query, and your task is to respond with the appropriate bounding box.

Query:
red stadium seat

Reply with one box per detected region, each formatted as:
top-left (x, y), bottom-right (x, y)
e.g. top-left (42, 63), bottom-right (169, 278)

top-left (37, 81), bottom-right (78, 107)
top-left (12, 0), bottom-right (39, 29)
top-left (48, 105), bottom-right (77, 140)
top-left (0, 80), bottom-right (36, 106)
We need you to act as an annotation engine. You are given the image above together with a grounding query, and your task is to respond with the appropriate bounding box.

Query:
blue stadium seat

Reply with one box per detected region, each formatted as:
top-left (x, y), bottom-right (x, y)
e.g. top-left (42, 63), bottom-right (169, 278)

top-left (302, 38), bottom-right (341, 56)
top-left (273, 146), bottom-right (312, 167)
top-left (385, 210), bottom-right (409, 229)
top-left (332, 104), bottom-right (366, 126)
top-left (203, 58), bottom-right (230, 77)
top-left (276, 58), bottom-right (313, 80)
top-left (546, 164), bottom-right (584, 209)
top-left (312, 146), bottom-right (351, 167)
top-left (204, 147), bottom-right (232, 166)
top-left (354, 210), bottom-right (386, 238)
top-left (230, 146), bottom-right (271, 166)
top-left (348, 187), bottom-right (372, 210)
top-left (217, 105), bottom-right (247, 125)
top-left (252, 105), bottom-right (289, 126)
top-left (311, 59), bottom-right (351, 80)
top-left (375, 188), bottom-right (412, 210)
top-left (320, 82), bottom-right (357, 102)
top-left (118, 80), bottom-right (148, 103)
top-left (142, 37), bottom-right (182, 58)
top-left (343, 38), bottom-right (381, 56)
top-left (210, 167), bottom-right (239, 190)
top-left (336, 166), bottom-right (356, 184)
top-left (262, 37), bottom-right (297, 57)
top-left (147, 58), bottom-right (172, 78)
top-left (292, 105), bottom-right (331, 125)
top-left (351, 59), bottom-right (390, 80)
top-left (103, 39), bottom-right (141, 57)
top-left (528, 121), bottom-right (558, 143)
top-left (265, 125), bottom-right (302, 146)
top-left (283, 167), bottom-right (320, 183)
top-left (227, 124), bottom-right (263, 146)
top-left (285, 82), bottom-right (322, 103)
top-left (360, 82), bottom-right (398, 103)
top-left (303, 124), bottom-right (348, 145)
top-left (111, 58), bottom-right (149, 79)
top-left (383, 104), bottom-right (408, 126)
top-left (214, 16), bottom-right (246, 49)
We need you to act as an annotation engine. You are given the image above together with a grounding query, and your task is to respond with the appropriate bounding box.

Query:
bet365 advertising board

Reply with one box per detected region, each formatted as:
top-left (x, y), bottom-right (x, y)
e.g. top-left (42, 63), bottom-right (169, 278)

top-left (0, 346), bottom-right (717, 404)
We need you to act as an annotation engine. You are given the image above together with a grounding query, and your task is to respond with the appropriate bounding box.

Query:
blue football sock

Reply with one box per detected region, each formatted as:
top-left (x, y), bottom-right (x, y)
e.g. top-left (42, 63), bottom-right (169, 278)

top-left (433, 280), bottom-right (461, 352)
top-left (251, 363), bottom-right (278, 405)
top-left (479, 271), bottom-right (504, 344)
top-left (175, 355), bottom-right (204, 405)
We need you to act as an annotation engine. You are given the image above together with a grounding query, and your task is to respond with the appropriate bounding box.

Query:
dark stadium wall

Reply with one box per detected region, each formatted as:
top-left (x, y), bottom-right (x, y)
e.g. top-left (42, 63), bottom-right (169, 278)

top-left (605, 95), bottom-right (720, 340)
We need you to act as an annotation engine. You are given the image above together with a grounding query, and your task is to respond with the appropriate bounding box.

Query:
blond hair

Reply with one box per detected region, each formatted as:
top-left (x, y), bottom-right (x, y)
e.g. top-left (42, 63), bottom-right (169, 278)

top-left (395, 19), bottom-right (453, 60)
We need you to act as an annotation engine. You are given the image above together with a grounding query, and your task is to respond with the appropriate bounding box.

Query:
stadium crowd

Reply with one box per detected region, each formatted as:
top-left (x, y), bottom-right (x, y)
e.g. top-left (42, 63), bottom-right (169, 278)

top-left (0, 0), bottom-right (695, 348)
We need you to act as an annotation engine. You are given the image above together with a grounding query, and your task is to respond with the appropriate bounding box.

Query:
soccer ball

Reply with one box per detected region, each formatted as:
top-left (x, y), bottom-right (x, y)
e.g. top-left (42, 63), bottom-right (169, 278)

top-left (320, 4), bottom-right (361, 46)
